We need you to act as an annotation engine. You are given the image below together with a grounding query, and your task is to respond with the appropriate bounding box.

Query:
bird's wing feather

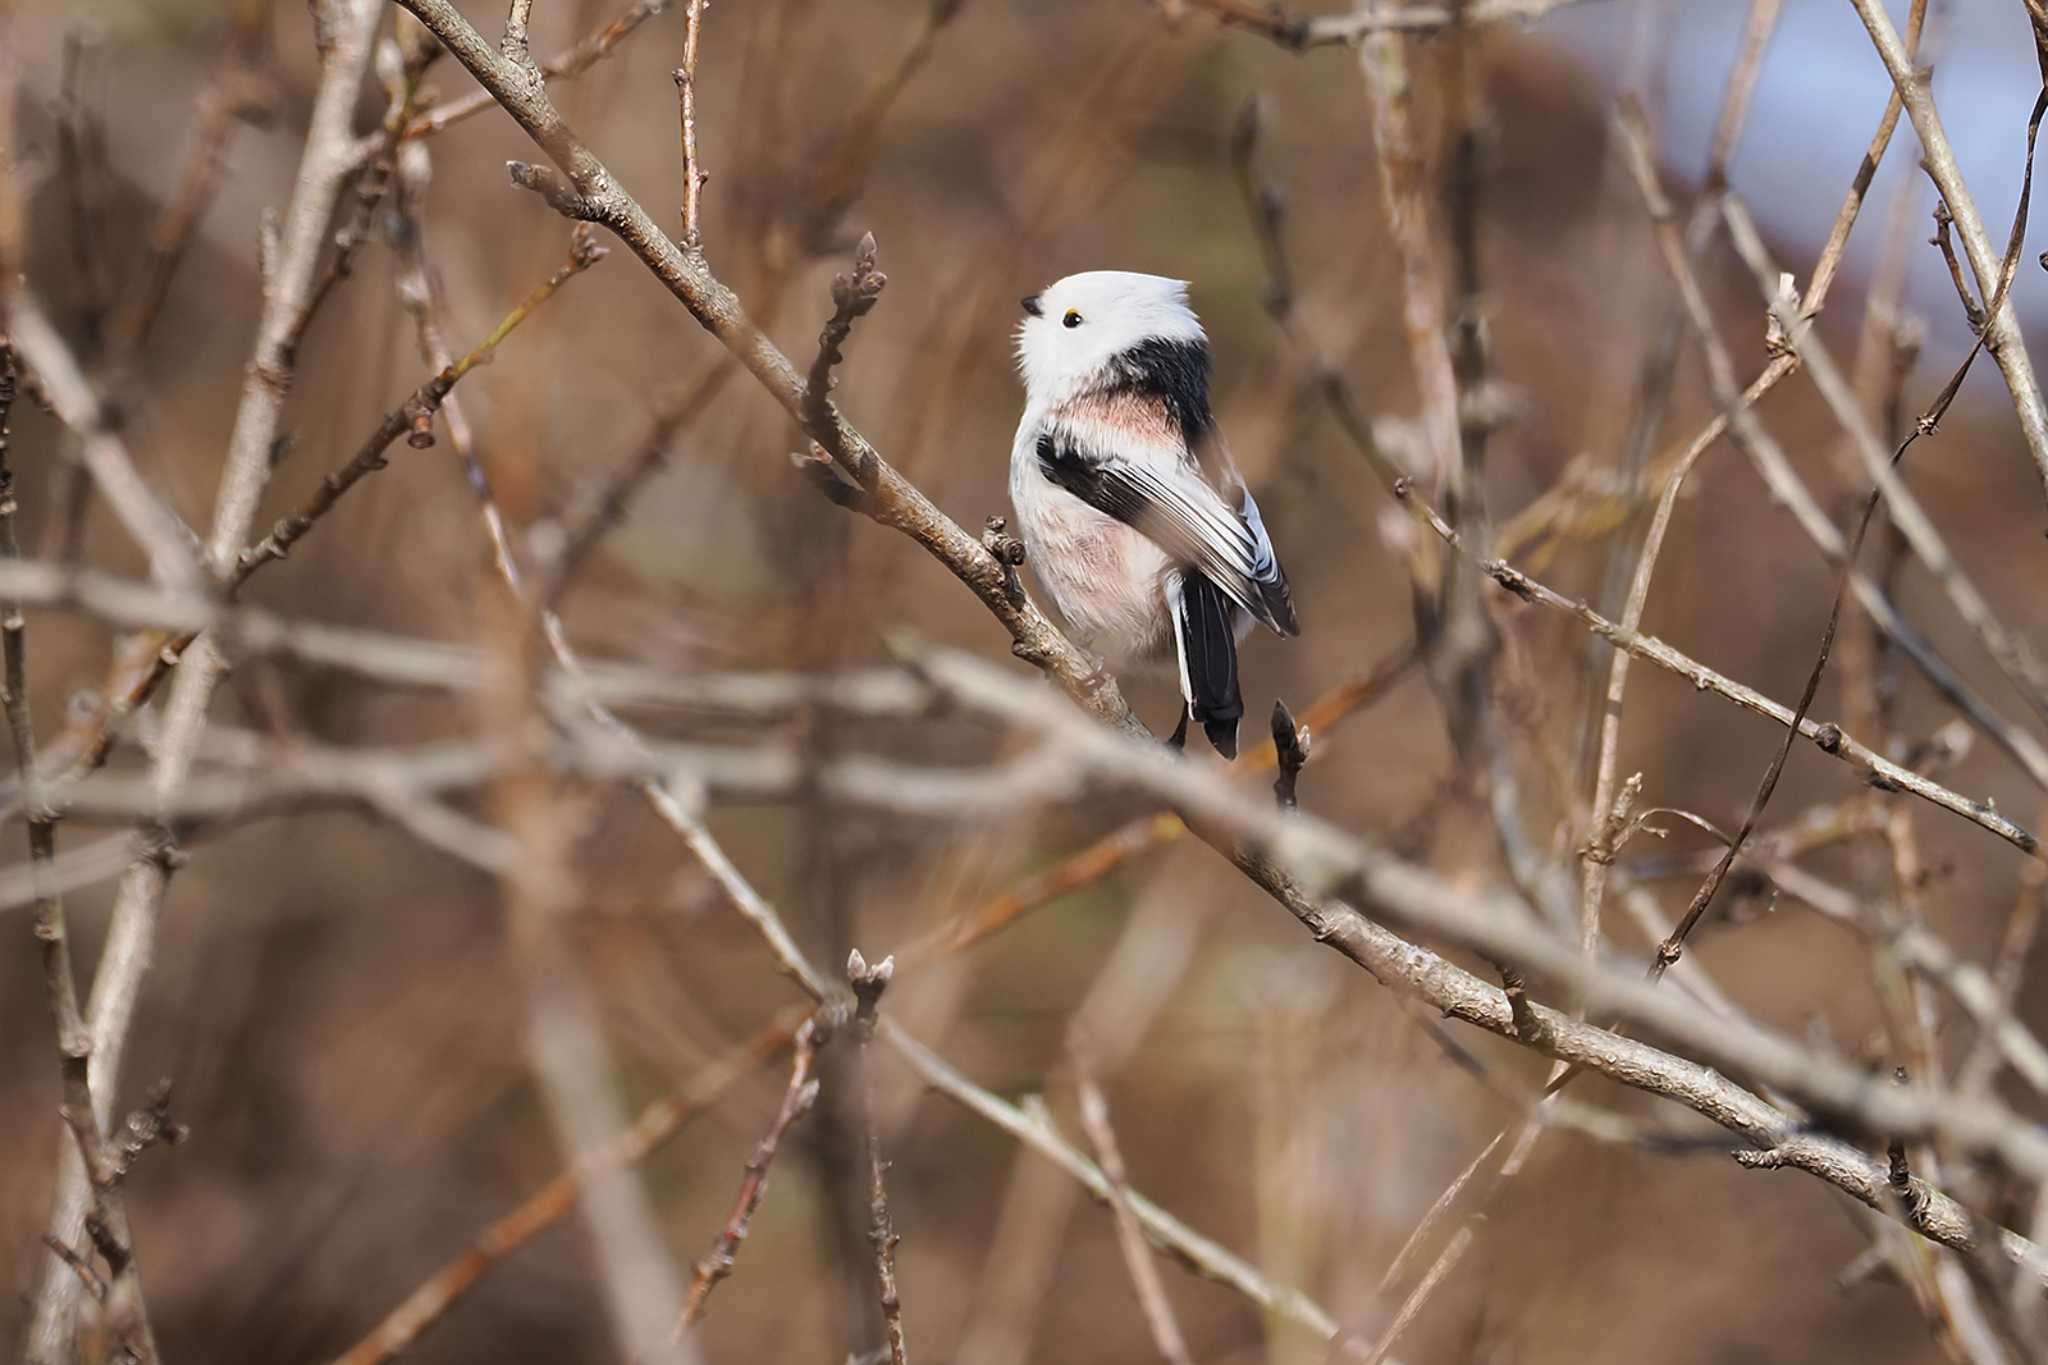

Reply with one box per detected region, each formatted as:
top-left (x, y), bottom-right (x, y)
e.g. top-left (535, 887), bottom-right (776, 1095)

top-left (1167, 570), bottom-right (1245, 758)
top-left (1036, 404), bottom-right (1298, 636)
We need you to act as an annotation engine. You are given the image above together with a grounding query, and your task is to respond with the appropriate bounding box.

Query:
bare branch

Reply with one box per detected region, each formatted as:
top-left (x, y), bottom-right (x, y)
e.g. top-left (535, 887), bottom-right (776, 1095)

top-left (404, 0), bottom-right (680, 139)
top-left (391, 0), bottom-right (1136, 721)
top-left (330, 1010), bottom-right (804, 1365)
top-left (6, 294), bottom-right (203, 590)
top-left (849, 948), bottom-right (910, 1365)
top-left (24, 8), bottom-right (383, 1354)
top-left (1847, 0), bottom-right (2048, 505)
top-left (675, 0), bottom-right (706, 251)
top-left (1580, 0), bottom-right (1787, 966)
top-left (1196, 0), bottom-right (1598, 48)
top-left (679, 1013), bottom-right (828, 1329)
top-left (235, 228), bottom-right (607, 584)
top-left (1072, 1057), bottom-right (1195, 1365)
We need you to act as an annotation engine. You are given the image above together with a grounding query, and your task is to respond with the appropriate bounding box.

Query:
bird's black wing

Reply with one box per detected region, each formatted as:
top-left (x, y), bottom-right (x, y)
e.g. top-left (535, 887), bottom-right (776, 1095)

top-left (1035, 425), bottom-right (1297, 637)
top-left (1170, 570), bottom-right (1245, 758)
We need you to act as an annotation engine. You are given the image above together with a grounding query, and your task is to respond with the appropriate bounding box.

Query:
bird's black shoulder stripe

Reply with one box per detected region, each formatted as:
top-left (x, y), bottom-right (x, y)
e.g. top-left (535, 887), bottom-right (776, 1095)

top-left (1106, 337), bottom-right (1214, 449)
top-left (1037, 433), bottom-right (1146, 524)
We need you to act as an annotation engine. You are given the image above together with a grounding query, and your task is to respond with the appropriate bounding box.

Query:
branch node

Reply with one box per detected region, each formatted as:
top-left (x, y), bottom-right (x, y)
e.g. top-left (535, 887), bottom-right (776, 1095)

top-left (804, 233), bottom-right (887, 466)
top-left (111, 1080), bottom-right (188, 1183)
top-left (982, 515), bottom-right (1026, 604)
top-left (1271, 699), bottom-right (1309, 808)
top-left (846, 948), bottom-right (895, 1033)
top-left (507, 160), bottom-right (604, 222)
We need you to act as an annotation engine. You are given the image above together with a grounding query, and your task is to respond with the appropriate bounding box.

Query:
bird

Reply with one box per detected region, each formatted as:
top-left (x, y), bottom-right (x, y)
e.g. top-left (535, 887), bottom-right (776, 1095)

top-left (1008, 270), bottom-right (1299, 758)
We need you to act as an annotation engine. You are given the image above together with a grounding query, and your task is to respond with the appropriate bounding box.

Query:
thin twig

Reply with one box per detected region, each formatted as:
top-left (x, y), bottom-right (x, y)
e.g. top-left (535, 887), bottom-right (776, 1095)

top-left (1612, 109), bottom-right (1870, 978)
top-left (404, 0), bottom-right (680, 139)
top-left (1072, 1054), bottom-right (1195, 1365)
top-left (1579, 0), bottom-right (1786, 964)
top-left (1, 340), bottom-right (164, 1363)
top-left (24, 7), bottom-right (382, 1355)
top-left (889, 1021), bottom-right (1373, 1356)
top-left (542, 363), bottom-right (735, 606)
top-left (679, 1012), bottom-right (828, 1328)
top-left (237, 229), bottom-right (608, 585)
top-left (395, 0), bottom-right (1142, 723)
top-left (908, 642), bottom-right (1417, 961)
top-left (1196, 0), bottom-right (1596, 47)
top-left (1430, 504), bottom-right (2041, 857)
top-left (390, 130), bottom-right (524, 593)
top-left (7, 293), bottom-right (203, 591)
top-left (675, 0), bottom-right (706, 251)
top-left (105, 59), bottom-right (277, 367)
top-left (1847, 0), bottom-right (2048, 506)
top-left (849, 949), bottom-right (909, 1365)
top-left (28, 230), bottom-right (606, 802)
top-left (329, 1009), bottom-right (804, 1365)
top-left (908, 642), bottom-right (2048, 1206)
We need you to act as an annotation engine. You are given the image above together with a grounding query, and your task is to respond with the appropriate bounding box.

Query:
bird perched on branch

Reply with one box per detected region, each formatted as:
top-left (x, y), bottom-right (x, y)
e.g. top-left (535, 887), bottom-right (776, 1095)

top-left (1010, 271), bottom-right (1299, 758)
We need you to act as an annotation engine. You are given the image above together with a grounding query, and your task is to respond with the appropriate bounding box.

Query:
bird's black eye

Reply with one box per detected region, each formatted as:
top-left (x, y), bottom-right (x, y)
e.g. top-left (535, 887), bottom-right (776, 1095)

top-left (1062, 309), bottom-right (1083, 329)
top-left (1020, 293), bottom-right (1042, 318)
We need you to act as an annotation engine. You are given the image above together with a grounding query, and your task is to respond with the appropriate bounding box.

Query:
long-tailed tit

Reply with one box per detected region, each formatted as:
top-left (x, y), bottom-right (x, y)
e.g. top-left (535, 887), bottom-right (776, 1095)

top-left (1009, 271), bottom-right (1299, 758)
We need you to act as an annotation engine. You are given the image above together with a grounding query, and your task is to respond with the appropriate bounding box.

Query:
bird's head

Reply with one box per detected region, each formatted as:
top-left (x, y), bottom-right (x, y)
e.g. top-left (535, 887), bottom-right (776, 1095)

top-left (1014, 270), bottom-right (1206, 406)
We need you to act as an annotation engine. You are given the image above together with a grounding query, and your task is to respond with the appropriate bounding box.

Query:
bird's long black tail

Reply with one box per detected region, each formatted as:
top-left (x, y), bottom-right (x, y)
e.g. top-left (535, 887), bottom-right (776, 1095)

top-left (1173, 571), bottom-right (1243, 759)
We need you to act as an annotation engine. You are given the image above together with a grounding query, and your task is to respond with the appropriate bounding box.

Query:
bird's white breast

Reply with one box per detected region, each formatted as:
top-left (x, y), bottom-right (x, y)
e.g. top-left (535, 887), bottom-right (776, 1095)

top-left (1009, 415), bottom-right (1175, 664)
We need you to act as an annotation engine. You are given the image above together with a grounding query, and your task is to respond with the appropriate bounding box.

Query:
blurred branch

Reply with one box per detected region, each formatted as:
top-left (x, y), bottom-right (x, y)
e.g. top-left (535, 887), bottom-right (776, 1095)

top-left (236, 228), bottom-right (608, 583)
top-left (1613, 107), bottom-right (1864, 979)
top-left (105, 59), bottom-right (278, 368)
top-left (7, 293), bottom-right (203, 590)
top-left (0, 341), bottom-right (163, 1363)
top-left (796, 0), bottom-right (972, 254)
top-left (485, 558), bottom-right (697, 1364)
top-left (330, 1008), bottom-right (806, 1365)
top-left (0, 563), bottom-right (916, 751)
top-left (1196, 0), bottom-right (1599, 48)
top-left (1072, 1054), bottom-right (1195, 1365)
top-left (1848, 0), bottom-right (2048, 505)
top-left (391, 132), bottom-right (523, 591)
top-left (889, 1022), bottom-right (1374, 1357)
top-left (23, 5), bottom-right (384, 1357)
top-left (404, 0), bottom-right (679, 139)
top-left (906, 640), bottom-right (1418, 961)
top-left (1580, 0), bottom-right (1783, 966)
top-left (541, 362), bottom-right (738, 606)
top-left (1357, 32), bottom-right (1460, 490)
top-left (906, 642), bottom-right (2048, 1231)
top-left (1416, 495), bottom-right (2042, 856)
top-left (1959, 844), bottom-right (2048, 1099)
top-left (5, 230), bottom-right (602, 823)
top-left (52, 36), bottom-right (115, 349)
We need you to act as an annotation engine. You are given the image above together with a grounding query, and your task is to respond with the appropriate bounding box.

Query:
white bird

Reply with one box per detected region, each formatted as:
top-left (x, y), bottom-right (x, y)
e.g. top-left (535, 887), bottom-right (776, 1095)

top-left (1009, 270), bottom-right (1298, 757)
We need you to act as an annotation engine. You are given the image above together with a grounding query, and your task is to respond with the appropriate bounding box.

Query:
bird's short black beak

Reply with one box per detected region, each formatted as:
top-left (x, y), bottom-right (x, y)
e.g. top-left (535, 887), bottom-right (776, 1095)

top-left (1020, 293), bottom-right (1042, 318)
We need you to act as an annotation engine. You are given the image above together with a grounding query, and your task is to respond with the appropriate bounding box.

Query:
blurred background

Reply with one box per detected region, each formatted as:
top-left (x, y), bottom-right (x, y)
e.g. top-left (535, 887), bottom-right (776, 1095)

top-left (7, 0), bottom-right (2048, 1360)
